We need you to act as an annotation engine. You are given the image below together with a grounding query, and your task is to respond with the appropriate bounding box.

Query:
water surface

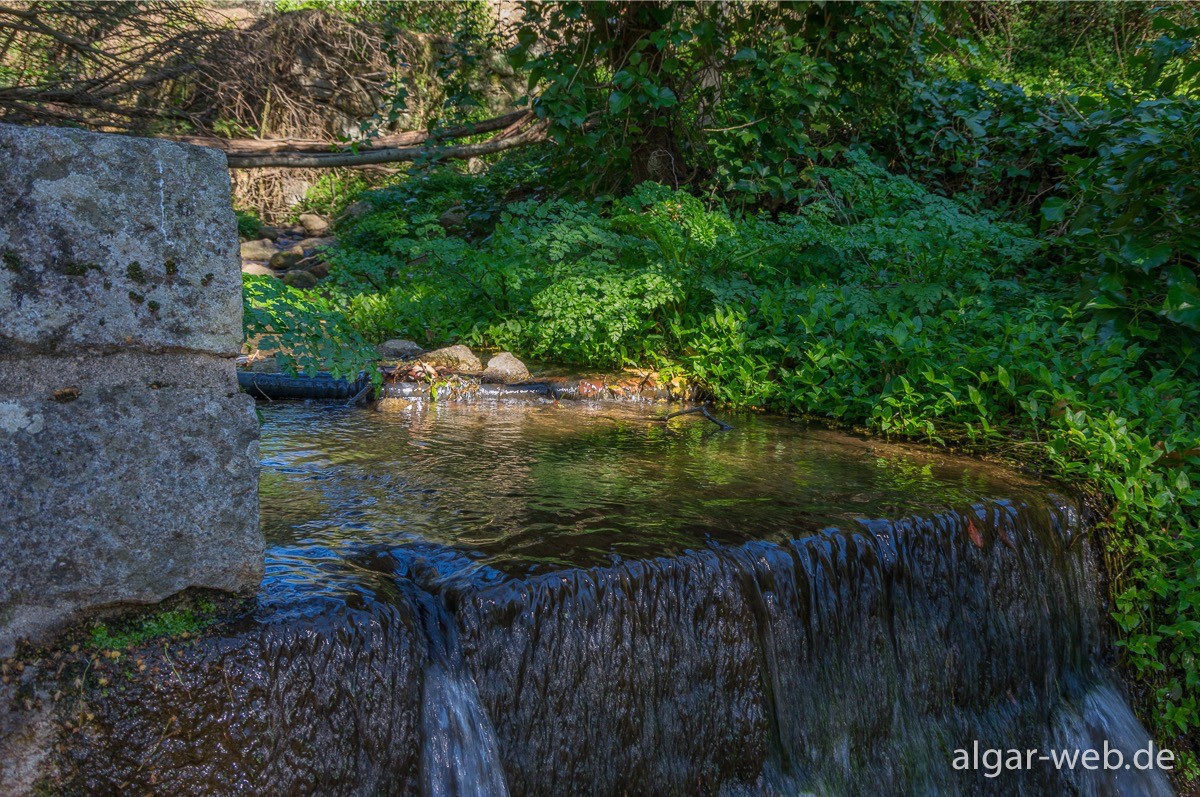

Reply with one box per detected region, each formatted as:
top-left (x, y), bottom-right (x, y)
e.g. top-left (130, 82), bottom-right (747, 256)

top-left (258, 400), bottom-right (1050, 607)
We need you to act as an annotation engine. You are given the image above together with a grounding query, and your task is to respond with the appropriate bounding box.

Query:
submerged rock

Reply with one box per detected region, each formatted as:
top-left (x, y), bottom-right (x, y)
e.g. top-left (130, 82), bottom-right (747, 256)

top-left (482, 352), bottom-right (531, 383)
top-left (378, 339), bottom-right (425, 360)
top-left (422, 344), bottom-right (482, 372)
top-left (240, 238), bottom-right (277, 261)
top-left (374, 396), bottom-right (413, 412)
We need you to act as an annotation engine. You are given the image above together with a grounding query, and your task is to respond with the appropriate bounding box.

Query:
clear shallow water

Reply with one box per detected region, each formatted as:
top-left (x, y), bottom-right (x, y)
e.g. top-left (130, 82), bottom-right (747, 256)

top-left (257, 400), bottom-right (1049, 608)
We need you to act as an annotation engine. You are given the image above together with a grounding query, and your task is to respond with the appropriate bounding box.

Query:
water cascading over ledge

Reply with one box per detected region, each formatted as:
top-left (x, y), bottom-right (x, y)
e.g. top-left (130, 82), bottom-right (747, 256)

top-left (52, 403), bottom-right (1172, 797)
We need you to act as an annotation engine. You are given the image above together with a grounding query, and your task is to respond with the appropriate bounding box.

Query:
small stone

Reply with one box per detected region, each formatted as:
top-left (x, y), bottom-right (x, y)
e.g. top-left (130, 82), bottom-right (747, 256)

top-left (239, 239), bottom-right (276, 261)
top-left (421, 344), bottom-right (482, 372)
top-left (258, 225), bottom-right (283, 241)
top-left (298, 213), bottom-right (330, 236)
top-left (374, 397), bottom-right (412, 412)
top-left (377, 339), bottom-right (424, 360)
top-left (281, 270), bottom-right (318, 290)
top-left (241, 263), bottom-right (276, 277)
top-left (303, 260), bottom-right (330, 279)
top-left (482, 352), bottom-right (531, 383)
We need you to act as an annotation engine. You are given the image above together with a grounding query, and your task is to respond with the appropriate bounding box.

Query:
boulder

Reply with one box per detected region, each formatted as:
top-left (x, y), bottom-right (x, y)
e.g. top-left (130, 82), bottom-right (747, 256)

top-left (240, 238), bottom-right (277, 262)
top-left (421, 344), bottom-right (482, 372)
top-left (293, 257), bottom-right (330, 279)
top-left (281, 270), bottom-right (318, 290)
top-left (0, 122), bottom-right (262, 658)
top-left (298, 213), bottom-right (330, 236)
top-left (241, 263), bottom-right (277, 277)
top-left (296, 236), bottom-right (335, 253)
top-left (269, 245), bottom-right (306, 271)
top-left (258, 225), bottom-right (284, 241)
top-left (377, 339), bottom-right (424, 360)
top-left (482, 351), bottom-right (531, 383)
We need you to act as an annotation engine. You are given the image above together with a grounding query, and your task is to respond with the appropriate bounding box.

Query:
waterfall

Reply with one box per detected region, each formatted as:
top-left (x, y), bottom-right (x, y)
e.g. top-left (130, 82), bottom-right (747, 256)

top-left (408, 583), bottom-right (510, 797)
top-left (64, 497), bottom-right (1174, 796)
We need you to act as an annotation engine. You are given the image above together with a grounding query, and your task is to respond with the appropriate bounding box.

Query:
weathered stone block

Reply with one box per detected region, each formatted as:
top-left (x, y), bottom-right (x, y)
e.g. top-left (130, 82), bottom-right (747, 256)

top-left (0, 124), bottom-right (262, 657)
top-left (0, 124), bottom-right (243, 357)
top-left (0, 386), bottom-right (261, 650)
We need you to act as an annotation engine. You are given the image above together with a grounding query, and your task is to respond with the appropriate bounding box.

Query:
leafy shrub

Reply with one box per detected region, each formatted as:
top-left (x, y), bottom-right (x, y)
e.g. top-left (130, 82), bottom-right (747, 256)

top-left (1045, 92), bottom-right (1200, 337)
top-left (242, 274), bottom-right (377, 381)
top-left (235, 208), bottom-right (264, 239)
top-left (893, 77), bottom-right (1078, 209)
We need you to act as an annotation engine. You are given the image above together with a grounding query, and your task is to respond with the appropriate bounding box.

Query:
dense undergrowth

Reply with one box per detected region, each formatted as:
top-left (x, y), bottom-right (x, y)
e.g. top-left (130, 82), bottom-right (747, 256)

top-left (239, 1), bottom-right (1200, 777)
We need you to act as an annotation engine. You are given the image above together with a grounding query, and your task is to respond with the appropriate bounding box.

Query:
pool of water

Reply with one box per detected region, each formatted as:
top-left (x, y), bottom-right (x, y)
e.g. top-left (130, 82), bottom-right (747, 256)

top-left (258, 400), bottom-right (1053, 609)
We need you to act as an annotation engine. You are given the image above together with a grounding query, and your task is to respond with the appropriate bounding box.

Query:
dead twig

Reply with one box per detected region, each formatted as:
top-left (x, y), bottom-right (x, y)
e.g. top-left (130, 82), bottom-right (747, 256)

top-left (660, 405), bottom-right (734, 431)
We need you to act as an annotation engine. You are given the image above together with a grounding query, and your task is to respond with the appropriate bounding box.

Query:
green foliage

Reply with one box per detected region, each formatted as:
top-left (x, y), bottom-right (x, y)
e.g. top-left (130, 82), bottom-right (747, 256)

top-left (893, 77), bottom-right (1076, 208)
top-left (1046, 93), bottom-right (1200, 336)
top-left (89, 600), bottom-right (218, 650)
top-left (934, 2), bottom-right (1158, 94)
top-left (511, 1), bottom-right (929, 201)
top-left (1041, 11), bottom-right (1200, 338)
top-left (235, 208), bottom-right (263, 240)
top-left (293, 170), bottom-right (377, 221)
top-left (241, 274), bottom-right (377, 381)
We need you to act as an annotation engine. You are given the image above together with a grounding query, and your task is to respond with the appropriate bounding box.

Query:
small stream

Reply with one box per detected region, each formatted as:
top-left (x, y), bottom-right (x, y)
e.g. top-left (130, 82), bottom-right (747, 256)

top-left (64, 401), bottom-right (1173, 795)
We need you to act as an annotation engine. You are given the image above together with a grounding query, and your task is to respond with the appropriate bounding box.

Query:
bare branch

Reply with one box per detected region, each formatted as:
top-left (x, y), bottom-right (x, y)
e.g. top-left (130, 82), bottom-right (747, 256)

top-left (170, 109), bottom-right (535, 155)
top-left (217, 120), bottom-right (549, 169)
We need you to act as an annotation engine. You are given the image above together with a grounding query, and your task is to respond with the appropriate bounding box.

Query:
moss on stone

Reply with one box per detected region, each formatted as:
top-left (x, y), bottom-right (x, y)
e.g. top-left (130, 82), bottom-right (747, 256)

top-left (2, 251), bottom-right (19, 272)
top-left (164, 258), bottom-right (177, 277)
top-left (126, 262), bottom-right (146, 284)
top-left (87, 599), bottom-right (220, 650)
top-left (58, 260), bottom-right (100, 277)
top-left (127, 290), bottom-right (144, 305)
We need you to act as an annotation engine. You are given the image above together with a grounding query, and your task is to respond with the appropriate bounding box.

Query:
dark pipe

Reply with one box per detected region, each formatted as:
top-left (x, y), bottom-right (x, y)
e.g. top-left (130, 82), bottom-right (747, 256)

top-left (238, 370), bottom-right (371, 400)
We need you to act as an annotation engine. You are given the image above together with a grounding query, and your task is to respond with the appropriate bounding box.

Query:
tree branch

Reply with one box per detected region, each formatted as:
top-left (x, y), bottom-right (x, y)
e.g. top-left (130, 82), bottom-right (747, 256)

top-left (170, 109), bottom-right (536, 155)
top-left (215, 120), bottom-right (549, 169)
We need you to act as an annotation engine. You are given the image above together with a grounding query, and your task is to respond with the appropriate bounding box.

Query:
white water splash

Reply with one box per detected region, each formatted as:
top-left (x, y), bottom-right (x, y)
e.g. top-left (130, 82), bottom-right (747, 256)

top-left (1050, 683), bottom-right (1176, 797)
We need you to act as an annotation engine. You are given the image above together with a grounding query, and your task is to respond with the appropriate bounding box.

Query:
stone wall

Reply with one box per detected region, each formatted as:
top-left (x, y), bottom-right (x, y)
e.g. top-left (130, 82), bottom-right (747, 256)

top-left (0, 123), bottom-right (262, 657)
